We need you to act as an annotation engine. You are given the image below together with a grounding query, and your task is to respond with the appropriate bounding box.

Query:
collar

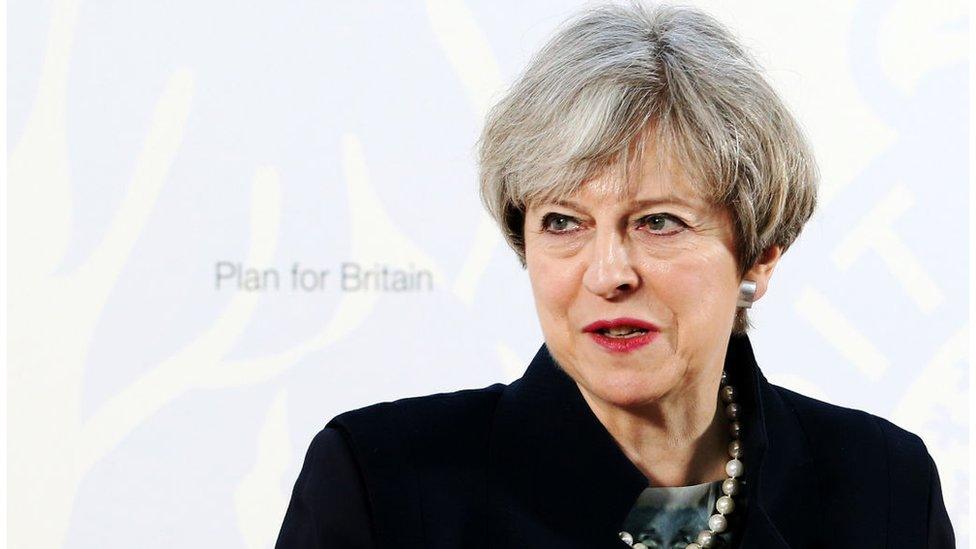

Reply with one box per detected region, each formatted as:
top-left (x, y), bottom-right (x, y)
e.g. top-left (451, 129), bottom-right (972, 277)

top-left (487, 334), bottom-right (821, 548)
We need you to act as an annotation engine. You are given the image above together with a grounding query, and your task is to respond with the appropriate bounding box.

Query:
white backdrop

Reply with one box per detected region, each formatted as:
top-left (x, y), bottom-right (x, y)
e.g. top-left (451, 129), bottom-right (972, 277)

top-left (6, 0), bottom-right (969, 547)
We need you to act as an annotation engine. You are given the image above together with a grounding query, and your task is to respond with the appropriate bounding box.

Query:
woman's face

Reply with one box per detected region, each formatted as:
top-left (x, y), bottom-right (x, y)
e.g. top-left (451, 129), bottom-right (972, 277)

top-left (524, 158), bottom-right (776, 410)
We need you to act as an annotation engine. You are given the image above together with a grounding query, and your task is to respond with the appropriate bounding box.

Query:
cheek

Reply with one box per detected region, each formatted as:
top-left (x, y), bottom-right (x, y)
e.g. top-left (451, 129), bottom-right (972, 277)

top-left (527, 255), bottom-right (578, 322)
top-left (641, 247), bottom-right (739, 319)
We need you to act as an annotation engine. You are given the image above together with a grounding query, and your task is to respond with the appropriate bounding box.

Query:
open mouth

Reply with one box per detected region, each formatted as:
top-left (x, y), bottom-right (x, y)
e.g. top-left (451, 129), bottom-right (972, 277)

top-left (583, 318), bottom-right (659, 351)
top-left (596, 327), bottom-right (649, 338)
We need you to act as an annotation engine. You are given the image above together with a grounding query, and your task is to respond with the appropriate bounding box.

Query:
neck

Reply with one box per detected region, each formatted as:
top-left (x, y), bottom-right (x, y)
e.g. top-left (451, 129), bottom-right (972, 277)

top-left (577, 374), bottom-right (728, 487)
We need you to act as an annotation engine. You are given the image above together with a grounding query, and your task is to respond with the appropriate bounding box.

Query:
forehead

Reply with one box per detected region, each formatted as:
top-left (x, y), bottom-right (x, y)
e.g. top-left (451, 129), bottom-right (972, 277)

top-left (531, 151), bottom-right (711, 212)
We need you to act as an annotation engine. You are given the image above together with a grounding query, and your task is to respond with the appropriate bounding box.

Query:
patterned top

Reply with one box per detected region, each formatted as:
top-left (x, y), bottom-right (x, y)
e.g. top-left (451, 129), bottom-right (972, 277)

top-left (620, 480), bottom-right (734, 549)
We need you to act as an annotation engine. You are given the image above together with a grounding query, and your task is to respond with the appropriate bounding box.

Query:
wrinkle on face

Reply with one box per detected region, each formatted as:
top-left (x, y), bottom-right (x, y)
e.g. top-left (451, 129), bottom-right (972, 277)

top-left (523, 146), bottom-right (741, 412)
top-left (520, 134), bottom-right (777, 486)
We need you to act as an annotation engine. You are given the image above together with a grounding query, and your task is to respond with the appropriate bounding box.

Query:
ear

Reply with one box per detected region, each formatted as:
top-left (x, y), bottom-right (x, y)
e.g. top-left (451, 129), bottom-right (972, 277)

top-left (744, 245), bottom-right (783, 302)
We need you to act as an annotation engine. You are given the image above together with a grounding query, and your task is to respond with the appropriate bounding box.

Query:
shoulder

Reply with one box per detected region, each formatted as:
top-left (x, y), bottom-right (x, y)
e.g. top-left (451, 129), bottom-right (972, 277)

top-left (277, 427), bottom-right (375, 547)
top-left (771, 384), bottom-right (928, 460)
top-left (767, 384), bottom-right (954, 543)
top-left (326, 383), bottom-right (508, 464)
top-left (769, 384), bottom-right (938, 517)
top-left (329, 382), bottom-right (507, 434)
top-left (319, 383), bottom-right (509, 536)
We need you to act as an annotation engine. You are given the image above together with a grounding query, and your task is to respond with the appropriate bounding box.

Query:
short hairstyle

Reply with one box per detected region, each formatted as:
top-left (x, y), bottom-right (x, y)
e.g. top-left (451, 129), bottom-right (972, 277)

top-left (477, 2), bottom-right (818, 333)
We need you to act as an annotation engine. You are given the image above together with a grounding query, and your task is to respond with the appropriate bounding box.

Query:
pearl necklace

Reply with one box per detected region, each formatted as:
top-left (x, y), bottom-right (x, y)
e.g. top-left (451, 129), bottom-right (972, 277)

top-left (618, 371), bottom-right (744, 549)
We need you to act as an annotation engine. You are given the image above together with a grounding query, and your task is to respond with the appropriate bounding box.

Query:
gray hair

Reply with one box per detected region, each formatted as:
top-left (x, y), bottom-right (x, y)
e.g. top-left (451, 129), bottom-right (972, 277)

top-left (477, 2), bottom-right (818, 333)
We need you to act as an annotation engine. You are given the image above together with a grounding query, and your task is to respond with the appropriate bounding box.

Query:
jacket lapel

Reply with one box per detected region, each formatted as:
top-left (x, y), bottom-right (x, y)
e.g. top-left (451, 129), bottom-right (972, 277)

top-left (487, 335), bottom-right (821, 548)
top-left (729, 335), bottom-right (821, 548)
top-left (487, 344), bottom-right (647, 548)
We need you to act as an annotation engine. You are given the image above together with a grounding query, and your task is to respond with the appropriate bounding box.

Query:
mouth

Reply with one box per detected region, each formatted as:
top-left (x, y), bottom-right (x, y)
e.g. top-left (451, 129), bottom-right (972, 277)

top-left (594, 326), bottom-right (650, 338)
top-left (582, 318), bottom-right (659, 352)
top-left (583, 317), bottom-right (658, 334)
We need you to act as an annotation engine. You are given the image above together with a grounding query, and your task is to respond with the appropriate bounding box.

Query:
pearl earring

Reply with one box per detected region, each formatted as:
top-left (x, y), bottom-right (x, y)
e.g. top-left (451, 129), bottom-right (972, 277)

top-left (737, 280), bottom-right (757, 308)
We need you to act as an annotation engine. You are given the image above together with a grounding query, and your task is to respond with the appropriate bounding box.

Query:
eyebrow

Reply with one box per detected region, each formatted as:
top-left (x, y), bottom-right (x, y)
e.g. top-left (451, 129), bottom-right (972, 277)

top-left (631, 197), bottom-right (701, 210)
top-left (546, 196), bottom-right (703, 212)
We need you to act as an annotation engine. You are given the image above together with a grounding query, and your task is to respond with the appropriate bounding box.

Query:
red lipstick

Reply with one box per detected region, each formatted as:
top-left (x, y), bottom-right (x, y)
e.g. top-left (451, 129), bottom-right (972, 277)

top-left (582, 317), bottom-right (659, 353)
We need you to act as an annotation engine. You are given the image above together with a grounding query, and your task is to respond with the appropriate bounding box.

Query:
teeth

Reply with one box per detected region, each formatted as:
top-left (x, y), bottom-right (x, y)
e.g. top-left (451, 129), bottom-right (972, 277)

top-left (601, 327), bottom-right (647, 338)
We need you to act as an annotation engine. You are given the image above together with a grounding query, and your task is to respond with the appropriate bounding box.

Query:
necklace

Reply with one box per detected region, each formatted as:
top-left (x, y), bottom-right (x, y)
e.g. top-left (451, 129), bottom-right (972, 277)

top-left (618, 370), bottom-right (743, 549)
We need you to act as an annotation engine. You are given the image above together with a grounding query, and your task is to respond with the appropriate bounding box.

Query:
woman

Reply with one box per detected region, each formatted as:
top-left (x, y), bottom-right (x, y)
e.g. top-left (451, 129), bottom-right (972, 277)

top-left (276, 3), bottom-right (954, 548)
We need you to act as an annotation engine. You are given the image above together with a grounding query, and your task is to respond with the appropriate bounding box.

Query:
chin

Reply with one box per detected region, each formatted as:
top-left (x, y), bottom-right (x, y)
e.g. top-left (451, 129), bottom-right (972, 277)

top-left (580, 366), bottom-right (677, 409)
top-left (552, 342), bottom-right (672, 403)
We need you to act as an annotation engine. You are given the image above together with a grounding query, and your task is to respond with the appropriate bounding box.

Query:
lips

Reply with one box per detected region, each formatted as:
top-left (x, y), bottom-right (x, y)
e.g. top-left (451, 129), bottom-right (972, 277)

top-left (583, 317), bottom-right (659, 353)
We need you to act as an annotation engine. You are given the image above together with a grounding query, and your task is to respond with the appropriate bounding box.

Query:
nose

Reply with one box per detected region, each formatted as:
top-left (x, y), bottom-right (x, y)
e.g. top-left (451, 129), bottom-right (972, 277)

top-left (582, 229), bottom-right (640, 299)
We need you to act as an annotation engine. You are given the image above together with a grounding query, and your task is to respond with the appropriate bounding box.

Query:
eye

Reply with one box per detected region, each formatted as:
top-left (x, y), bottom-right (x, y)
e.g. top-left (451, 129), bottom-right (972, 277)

top-left (638, 213), bottom-right (686, 235)
top-left (541, 212), bottom-right (582, 234)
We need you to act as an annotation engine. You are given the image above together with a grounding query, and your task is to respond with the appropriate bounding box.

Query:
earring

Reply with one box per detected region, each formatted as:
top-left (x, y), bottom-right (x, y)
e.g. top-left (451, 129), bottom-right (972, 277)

top-left (737, 280), bottom-right (757, 308)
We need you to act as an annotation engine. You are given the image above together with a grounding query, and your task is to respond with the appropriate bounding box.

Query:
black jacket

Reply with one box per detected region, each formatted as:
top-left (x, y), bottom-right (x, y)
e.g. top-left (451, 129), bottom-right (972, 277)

top-left (276, 334), bottom-right (955, 548)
